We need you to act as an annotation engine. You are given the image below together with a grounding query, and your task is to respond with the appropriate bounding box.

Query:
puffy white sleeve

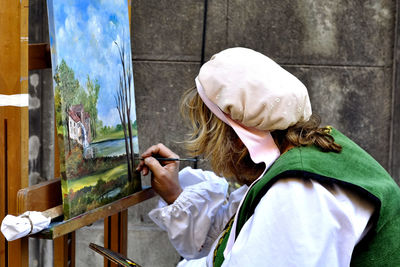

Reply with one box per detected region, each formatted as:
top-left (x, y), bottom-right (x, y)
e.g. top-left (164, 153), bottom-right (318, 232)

top-left (148, 167), bottom-right (247, 260)
top-left (221, 178), bottom-right (375, 267)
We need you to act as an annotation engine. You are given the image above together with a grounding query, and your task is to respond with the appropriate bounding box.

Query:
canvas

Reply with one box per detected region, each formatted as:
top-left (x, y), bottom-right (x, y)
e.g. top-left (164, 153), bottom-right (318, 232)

top-left (47, 0), bottom-right (141, 219)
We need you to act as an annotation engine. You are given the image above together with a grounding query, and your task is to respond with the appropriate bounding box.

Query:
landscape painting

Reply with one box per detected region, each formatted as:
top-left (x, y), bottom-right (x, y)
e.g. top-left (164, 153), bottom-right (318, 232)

top-left (47, 0), bottom-right (141, 219)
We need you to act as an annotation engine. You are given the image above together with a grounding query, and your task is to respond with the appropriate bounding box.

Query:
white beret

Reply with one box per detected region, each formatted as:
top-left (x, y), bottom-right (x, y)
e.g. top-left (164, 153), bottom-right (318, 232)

top-left (197, 47), bottom-right (312, 131)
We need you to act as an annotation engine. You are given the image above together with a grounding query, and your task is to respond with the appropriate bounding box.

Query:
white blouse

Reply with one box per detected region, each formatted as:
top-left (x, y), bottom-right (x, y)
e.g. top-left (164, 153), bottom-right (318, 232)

top-left (149, 167), bottom-right (374, 267)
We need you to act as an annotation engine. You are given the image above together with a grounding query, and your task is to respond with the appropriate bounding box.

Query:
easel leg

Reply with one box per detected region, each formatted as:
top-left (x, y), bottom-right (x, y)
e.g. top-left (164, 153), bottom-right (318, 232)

top-left (0, 0), bottom-right (29, 264)
top-left (104, 210), bottom-right (128, 267)
top-left (1, 116), bottom-right (6, 267)
top-left (54, 232), bottom-right (76, 267)
top-left (1, 109), bottom-right (29, 265)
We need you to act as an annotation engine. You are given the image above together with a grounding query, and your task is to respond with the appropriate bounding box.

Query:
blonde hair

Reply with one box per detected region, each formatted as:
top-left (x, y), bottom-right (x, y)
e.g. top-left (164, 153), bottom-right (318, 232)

top-left (271, 115), bottom-right (342, 153)
top-left (180, 86), bottom-right (341, 185)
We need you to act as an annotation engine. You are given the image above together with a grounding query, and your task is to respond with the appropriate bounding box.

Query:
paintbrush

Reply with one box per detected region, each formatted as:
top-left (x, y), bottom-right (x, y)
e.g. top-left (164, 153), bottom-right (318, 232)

top-left (89, 243), bottom-right (141, 266)
top-left (138, 157), bottom-right (199, 162)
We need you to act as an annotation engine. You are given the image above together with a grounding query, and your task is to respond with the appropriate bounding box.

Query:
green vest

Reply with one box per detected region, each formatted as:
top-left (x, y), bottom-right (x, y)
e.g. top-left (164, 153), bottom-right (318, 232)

top-left (214, 128), bottom-right (400, 266)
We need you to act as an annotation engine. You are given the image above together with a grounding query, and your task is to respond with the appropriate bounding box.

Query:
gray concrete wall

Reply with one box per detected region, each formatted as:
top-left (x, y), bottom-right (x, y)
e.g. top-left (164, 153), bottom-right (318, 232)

top-left (27, 0), bottom-right (400, 266)
top-left (204, 0), bottom-right (396, 169)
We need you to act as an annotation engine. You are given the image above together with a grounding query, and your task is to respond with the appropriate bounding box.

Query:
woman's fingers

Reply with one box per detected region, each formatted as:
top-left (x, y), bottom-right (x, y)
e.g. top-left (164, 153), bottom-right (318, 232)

top-left (141, 143), bottom-right (179, 159)
top-left (138, 144), bottom-right (182, 204)
top-left (136, 143), bottom-right (182, 204)
top-left (141, 165), bottom-right (149, 176)
top-left (143, 157), bottom-right (163, 177)
top-left (139, 143), bottom-right (179, 175)
top-left (145, 156), bottom-right (181, 204)
top-left (135, 158), bottom-right (149, 175)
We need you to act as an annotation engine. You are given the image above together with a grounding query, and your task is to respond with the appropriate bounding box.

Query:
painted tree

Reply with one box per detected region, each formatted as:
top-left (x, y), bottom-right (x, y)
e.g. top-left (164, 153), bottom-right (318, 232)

top-left (114, 41), bottom-right (140, 191)
top-left (85, 75), bottom-right (100, 140)
top-left (54, 59), bottom-right (81, 152)
top-left (54, 60), bottom-right (101, 150)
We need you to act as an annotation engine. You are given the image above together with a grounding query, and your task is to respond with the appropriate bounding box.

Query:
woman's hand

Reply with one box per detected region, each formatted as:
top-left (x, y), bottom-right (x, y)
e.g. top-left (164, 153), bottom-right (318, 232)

top-left (136, 143), bottom-right (183, 204)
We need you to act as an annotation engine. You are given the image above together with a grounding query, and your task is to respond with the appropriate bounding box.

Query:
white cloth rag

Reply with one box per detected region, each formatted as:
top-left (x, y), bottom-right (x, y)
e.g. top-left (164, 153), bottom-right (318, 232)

top-left (1, 211), bottom-right (51, 241)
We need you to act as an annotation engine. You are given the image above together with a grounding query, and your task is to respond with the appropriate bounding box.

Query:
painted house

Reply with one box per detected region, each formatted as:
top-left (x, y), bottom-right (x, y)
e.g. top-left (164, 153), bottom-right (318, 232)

top-left (68, 104), bottom-right (91, 147)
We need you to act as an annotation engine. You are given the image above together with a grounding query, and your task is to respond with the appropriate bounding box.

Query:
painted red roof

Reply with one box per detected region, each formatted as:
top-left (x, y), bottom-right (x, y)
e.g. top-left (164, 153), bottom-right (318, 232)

top-left (68, 109), bottom-right (81, 122)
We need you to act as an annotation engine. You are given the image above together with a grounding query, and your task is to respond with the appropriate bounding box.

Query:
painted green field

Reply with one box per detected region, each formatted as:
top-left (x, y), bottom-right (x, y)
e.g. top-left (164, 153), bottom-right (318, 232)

top-left (93, 128), bottom-right (138, 143)
top-left (63, 163), bottom-right (127, 193)
top-left (93, 130), bottom-right (125, 143)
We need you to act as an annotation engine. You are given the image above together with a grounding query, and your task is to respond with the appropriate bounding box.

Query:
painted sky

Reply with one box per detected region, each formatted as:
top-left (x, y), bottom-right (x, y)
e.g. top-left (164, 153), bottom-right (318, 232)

top-left (49, 0), bottom-right (136, 127)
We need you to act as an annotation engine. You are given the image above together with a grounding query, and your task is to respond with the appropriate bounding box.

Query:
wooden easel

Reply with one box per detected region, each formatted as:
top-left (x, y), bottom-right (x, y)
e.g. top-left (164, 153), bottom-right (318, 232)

top-left (0, 1), bottom-right (155, 266)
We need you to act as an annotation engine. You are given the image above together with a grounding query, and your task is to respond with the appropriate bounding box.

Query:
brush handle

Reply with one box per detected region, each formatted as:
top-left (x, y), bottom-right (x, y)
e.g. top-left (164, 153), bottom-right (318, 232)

top-left (138, 157), bottom-right (198, 162)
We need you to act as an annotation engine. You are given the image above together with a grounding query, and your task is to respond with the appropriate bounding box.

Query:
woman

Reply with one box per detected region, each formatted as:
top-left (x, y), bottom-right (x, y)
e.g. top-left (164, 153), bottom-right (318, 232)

top-left (137, 48), bottom-right (400, 266)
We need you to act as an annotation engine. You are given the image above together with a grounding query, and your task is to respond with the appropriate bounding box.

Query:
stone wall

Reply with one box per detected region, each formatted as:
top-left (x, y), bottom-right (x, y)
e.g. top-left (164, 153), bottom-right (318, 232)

top-left (27, 0), bottom-right (400, 266)
top-left (131, 0), bottom-right (399, 172)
